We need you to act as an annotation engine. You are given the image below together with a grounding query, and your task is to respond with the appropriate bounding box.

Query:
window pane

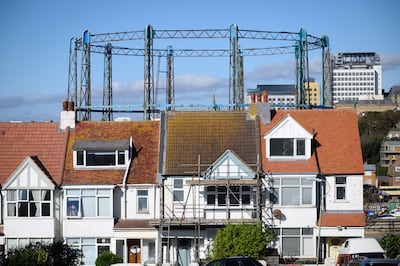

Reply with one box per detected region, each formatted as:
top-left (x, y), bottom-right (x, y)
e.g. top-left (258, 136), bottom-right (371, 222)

top-left (82, 197), bottom-right (96, 217)
top-left (30, 202), bottom-right (40, 217)
top-left (86, 151), bottom-right (115, 166)
top-left (118, 151), bottom-right (125, 165)
top-left (98, 197), bottom-right (110, 216)
top-left (42, 190), bottom-right (51, 201)
top-left (282, 187), bottom-right (300, 205)
top-left (229, 193), bottom-right (240, 206)
top-left (67, 197), bottom-right (80, 216)
top-left (19, 190), bottom-right (28, 200)
top-left (337, 187), bottom-right (346, 200)
top-left (303, 237), bottom-right (314, 256)
top-left (207, 194), bottom-right (215, 205)
top-left (8, 203), bottom-right (16, 216)
top-left (217, 194), bottom-right (226, 206)
top-left (18, 202), bottom-right (28, 217)
top-left (302, 187), bottom-right (312, 204)
top-left (270, 188), bottom-right (279, 204)
top-left (336, 177), bottom-right (346, 184)
top-left (173, 191), bottom-right (184, 202)
top-left (282, 178), bottom-right (299, 185)
top-left (174, 179), bottom-right (183, 188)
top-left (242, 194), bottom-right (251, 205)
top-left (97, 189), bottom-right (110, 196)
top-left (138, 198), bottom-right (148, 212)
top-left (296, 139), bottom-right (305, 155)
top-left (270, 139), bottom-right (294, 156)
top-left (282, 237), bottom-right (300, 256)
top-left (138, 190), bottom-right (148, 196)
top-left (77, 150), bottom-right (84, 165)
top-left (82, 189), bottom-right (95, 196)
top-left (82, 245), bottom-right (96, 265)
top-left (42, 203), bottom-right (50, 216)
top-left (7, 190), bottom-right (17, 201)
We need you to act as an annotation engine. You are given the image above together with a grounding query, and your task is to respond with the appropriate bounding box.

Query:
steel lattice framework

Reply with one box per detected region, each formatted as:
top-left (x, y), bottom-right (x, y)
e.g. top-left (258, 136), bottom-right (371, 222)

top-left (67, 24), bottom-right (330, 121)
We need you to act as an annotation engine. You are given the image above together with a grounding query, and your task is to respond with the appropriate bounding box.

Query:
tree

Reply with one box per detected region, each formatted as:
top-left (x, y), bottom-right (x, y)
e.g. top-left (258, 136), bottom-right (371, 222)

top-left (95, 251), bottom-right (123, 266)
top-left (211, 223), bottom-right (274, 259)
top-left (380, 234), bottom-right (400, 258)
top-left (5, 241), bottom-right (82, 266)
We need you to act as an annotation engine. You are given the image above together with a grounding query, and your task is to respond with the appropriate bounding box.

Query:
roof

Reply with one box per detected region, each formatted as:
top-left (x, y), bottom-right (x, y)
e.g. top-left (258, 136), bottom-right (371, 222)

top-left (260, 109), bottom-right (364, 175)
top-left (114, 219), bottom-right (158, 229)
top-left (0, 122), bottom-right (68, 185)
top-left (319, 212), bottom-right (366, 227)
top-left (164, 111), bottom-right (260, 176)
top-left (63, 121), bottom-right (160, 185)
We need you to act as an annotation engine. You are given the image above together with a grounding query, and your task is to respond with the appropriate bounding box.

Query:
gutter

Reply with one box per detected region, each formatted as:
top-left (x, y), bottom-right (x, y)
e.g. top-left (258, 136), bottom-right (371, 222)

top-left (122, 136), bottom-right (133, 219)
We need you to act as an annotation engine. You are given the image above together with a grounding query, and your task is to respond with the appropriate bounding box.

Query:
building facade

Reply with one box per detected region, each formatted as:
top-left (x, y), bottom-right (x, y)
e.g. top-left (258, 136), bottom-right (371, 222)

top-left (0, 106), bottom-right (365, 265)
top-left (332, 52), bottom-right (383, 104)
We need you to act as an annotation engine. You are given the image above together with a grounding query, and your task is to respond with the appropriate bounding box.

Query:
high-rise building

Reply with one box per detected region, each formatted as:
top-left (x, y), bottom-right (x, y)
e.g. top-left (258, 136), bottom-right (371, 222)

top-left (332, 52), bottom-right (382, 104)
top-left (304, 78), bottom-right (321, 106)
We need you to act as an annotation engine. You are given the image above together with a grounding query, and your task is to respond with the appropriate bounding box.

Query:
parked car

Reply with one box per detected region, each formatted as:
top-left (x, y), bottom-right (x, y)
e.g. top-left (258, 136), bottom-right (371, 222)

top-left (204, 256), bottom-right (263, 266)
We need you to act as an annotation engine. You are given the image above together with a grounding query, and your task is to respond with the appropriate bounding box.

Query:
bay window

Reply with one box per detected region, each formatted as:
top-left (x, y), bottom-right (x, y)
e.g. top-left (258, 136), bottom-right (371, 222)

top-left (7, 189), bottom-right (51, 217)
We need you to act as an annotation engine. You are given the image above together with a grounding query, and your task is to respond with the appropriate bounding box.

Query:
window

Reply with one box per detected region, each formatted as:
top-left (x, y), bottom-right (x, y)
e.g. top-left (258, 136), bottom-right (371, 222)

top-left (67, 237), bottom-right (110, 265)
top-left (74, 150), bottom-right (128, 168)
top-left (206, 186), bottom-right (253, 206)
top-left (137, 189), bottom-right (148, 212)
top-left (336, 177), bottom-right (346, 200)
top-left (271, 178), bottom-right (312, 206)
top-left (275, 228), bottom-right (313, 257)
top-left (66, 189), bottom-right (111, 217)
top-left (173, 179), bottom-right (184, 202)
top-left (7, 189), bottom-right (51, 217)
top-left (270, 138), bottom-right (306, 157)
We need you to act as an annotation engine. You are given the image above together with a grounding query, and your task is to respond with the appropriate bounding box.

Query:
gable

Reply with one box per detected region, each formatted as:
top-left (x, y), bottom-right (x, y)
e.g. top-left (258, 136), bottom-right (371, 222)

top-left (3, 156), bottom-right (56, 190)
top-left (264, 114), bottom-right (313, 139)
top-left (204, 150), bottom-right (254, 180)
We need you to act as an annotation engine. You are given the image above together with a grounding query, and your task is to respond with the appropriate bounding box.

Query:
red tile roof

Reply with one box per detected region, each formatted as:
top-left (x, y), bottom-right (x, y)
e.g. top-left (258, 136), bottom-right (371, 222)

top-left (319, 212), bottom-right (366, 227)
top-left (0, 122), bottom-right (69, 185)
top-left (62, 121), bottom-right (160, 185)
top-left (260, 109), bottom-right (364, 175)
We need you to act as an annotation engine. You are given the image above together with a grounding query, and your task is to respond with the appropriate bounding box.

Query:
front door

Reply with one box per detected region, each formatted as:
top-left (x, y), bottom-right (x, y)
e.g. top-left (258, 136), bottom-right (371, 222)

top-left (128, 239), bottom-right (141, 263)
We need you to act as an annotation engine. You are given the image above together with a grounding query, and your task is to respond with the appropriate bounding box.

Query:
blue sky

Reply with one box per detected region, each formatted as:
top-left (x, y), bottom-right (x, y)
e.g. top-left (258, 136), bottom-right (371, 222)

top-left (0, 0), bottom-right (399, 122)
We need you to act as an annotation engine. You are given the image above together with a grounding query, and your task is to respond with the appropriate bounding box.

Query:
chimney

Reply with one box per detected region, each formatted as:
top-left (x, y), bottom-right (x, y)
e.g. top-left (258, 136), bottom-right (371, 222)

top-left (60, 100), bottom-right (76, 130)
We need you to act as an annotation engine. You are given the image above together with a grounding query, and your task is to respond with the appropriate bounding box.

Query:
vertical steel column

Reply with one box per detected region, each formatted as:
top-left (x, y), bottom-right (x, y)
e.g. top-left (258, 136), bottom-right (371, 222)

top-left (321, 35), bottom-right (332, 107)
top-left (79, 30), bottom-right (91, 120)
top-left (102, 43), bottom-right (113, 121)
top-left (144, 24), bottom-right (154, 120)
top-left (67, 38), bottom-right (78, 109)
top-left (230, 24), bottom-right (241, 110)
top-left (166, 46), bottom-right (175, 111)
top-left (295, 28), bottom-right (307, 106)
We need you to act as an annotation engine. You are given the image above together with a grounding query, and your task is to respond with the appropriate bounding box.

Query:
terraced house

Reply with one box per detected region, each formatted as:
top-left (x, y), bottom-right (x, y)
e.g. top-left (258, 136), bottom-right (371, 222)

top-left (0, 104), bottom-right (365, 265)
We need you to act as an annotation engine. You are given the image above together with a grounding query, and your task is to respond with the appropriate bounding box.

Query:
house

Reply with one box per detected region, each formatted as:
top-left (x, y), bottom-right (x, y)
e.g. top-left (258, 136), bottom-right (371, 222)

top-left (0, 122), bottom-right (69, 258)
top-left (62, 119), bottom-right (160, 265)
top-left (260, 108), bottom-right (365, 263)
top-left (158, 111), bottom-right (262, 266)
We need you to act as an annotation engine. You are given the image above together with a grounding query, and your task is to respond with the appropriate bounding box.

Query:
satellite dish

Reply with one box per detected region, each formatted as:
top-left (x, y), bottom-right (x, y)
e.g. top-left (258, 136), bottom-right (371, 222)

top-left (273, 209), bottom-right (282, 218)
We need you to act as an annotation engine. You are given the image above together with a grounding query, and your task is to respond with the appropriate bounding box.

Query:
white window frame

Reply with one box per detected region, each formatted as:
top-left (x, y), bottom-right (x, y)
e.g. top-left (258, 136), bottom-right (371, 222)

top-left (6, 189), bottom-right (52, 217)
top-left (73, 149), bottom-right (128, 169)
top-left (335, 176), bottom-right (347, 201)
top-left (67, 237), bottom-right (110, 266)
top-left (137, 189), bottom-right (149, 213)
top-left (173, 179), bottom-right (184, 202)
top-left (65, 188), bottom-right (112, 218)
top-left (271, 177), bottom-right (313, 206)
top-left (206, 185), bottom-right (254, 207)
top-left (269, 138), bottom-right (307, 159)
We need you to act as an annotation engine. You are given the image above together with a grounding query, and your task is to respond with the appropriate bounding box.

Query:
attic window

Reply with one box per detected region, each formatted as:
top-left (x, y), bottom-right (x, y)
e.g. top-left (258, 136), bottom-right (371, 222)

top-left (73, 140), bottom-right (130, 168)
top-left (270, 138), bottom-right (305, 157)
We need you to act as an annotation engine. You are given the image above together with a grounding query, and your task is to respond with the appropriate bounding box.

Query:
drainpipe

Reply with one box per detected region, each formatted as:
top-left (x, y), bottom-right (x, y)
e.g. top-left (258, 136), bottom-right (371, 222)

top-left (122, 136), bottom-right (133, 219)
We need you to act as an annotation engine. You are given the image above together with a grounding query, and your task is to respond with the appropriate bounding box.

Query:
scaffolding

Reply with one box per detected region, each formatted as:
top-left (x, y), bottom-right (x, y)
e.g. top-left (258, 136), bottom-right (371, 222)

top-left (156, 155), bottom-right (274, 265)
top-left (66, 25), bottom-right (330, 121)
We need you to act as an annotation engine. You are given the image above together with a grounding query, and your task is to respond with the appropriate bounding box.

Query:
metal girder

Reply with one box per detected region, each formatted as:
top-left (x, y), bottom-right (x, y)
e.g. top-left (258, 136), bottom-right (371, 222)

top-left (68, 25), bottom-right (329, 121)
top-left (102, 43), bottom-right (113, 121)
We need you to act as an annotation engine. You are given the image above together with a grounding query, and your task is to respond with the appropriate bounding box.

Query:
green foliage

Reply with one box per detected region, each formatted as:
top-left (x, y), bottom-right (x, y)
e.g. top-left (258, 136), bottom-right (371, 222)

top-left (95, 251), bottom-right (123, 266)
top-left (358, 111), bottom-right (400, 164)
top-left (380, 234), bottom-right (400, 258)
top-left (5, 241), bottom-right (82, 266)
top-left (211, 223), bottom-right (274, 259)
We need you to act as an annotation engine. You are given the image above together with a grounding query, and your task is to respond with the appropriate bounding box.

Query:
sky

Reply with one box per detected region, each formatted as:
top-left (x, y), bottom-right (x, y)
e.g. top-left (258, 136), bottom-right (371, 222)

top-left (0, 0), bottom-right (399, 122)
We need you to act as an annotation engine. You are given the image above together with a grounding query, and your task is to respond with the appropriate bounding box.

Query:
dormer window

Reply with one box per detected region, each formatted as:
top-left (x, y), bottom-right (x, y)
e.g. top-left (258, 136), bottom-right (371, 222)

top-left (270, 138), bottom-right (306, 157)
top-left (73, 140), bottom-right (130, 168)
top-left (264, 115), bottom-right (313, 161)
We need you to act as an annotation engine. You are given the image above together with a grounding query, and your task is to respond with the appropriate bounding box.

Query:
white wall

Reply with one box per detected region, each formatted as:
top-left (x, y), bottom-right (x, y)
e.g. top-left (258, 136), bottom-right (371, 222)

top-left (325, 175), bottom-right (363, 211)
top-left (5, 218), bottom-right (56, 238)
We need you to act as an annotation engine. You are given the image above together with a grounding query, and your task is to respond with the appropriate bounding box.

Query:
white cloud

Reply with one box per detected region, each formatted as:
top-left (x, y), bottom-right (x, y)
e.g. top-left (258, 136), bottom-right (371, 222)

top-left (381, 53), bottom-right (400, 70)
